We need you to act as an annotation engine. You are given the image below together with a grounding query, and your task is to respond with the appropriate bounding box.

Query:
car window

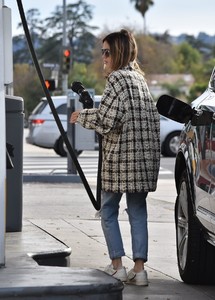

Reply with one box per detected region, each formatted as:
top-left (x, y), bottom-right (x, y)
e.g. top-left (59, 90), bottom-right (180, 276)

top-left (160, 115), bottom-right (167, 121)
top-left (31, 100), bottom-right (48, 115)
top-left (199, 105), bottom-right (215, 113)
top-left (55, 103), bottom-right (67, 115)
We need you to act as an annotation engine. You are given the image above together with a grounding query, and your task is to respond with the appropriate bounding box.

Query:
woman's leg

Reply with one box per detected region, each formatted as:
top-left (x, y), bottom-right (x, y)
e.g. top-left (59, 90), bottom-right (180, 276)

top-left (126, 192), bottom-right (148, 271)
top-left (101, 191), bottom-right (125, 268)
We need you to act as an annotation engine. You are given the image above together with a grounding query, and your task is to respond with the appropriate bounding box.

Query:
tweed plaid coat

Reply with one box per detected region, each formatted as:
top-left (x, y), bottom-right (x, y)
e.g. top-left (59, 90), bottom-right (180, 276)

top-left (77, 64), bottom-right (160, 193)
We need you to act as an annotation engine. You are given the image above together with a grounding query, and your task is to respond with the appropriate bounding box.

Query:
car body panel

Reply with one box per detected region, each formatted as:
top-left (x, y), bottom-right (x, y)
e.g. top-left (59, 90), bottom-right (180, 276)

top-left (27, 114), bottom-right (67, 148)
top-left (27, 97), bottom-right (67, 148)
top-left (157, 69), bottom-right (215, 238)
top-left (156, 68), bottom-right (215, 283)
top-left (160, 115), bottom-right (184, 145)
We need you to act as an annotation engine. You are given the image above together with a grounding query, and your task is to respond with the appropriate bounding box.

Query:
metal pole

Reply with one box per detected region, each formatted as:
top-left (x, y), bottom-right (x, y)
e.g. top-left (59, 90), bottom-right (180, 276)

top-left (62, 0), bottom-right (68, 94)
top-left (0, 0), bottom-right (6, 267)
top-left (67, 98), bottom-right (77, 174)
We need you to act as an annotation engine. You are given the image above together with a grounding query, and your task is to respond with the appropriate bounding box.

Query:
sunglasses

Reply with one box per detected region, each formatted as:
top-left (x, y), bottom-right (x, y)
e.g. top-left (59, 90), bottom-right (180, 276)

top-left (101, 48), bottom-right (111, 58)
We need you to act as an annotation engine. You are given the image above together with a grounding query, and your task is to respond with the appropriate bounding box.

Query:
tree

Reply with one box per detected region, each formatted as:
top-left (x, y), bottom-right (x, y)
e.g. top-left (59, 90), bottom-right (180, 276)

top-left (185, 54), bottom-right (215, 103)
top-left (13, 35), bottom-right (32, 64)
top-left (14, 8), bottom-right (44, 64)
top-left (43, 1), bottom-right (98, 66)
top-left (130, 0), bottom-right (154, 33)
top-left (175, 42), bottom-right (202, 74)
top-left (134, 34), bottom-right (178, 74)
top-left (162, 81), bottom-right (186, 99)
top-left (37, 35), bottom-right (62, 65)
top-left (68, 62), bottom-right (99, 91)
top-left (17, 8), bottom-right (43, 35)
top-left (152, 30), bottom-right (171, 44)
top-left (187, 83), bottom-right (207, 104)
top-left (13, 64), bottom-right (44, 115)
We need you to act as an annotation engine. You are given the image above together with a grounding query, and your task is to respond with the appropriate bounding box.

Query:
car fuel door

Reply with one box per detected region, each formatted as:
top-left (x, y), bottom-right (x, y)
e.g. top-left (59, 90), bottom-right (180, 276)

top-left (156, 95), bottom-right (193, 124)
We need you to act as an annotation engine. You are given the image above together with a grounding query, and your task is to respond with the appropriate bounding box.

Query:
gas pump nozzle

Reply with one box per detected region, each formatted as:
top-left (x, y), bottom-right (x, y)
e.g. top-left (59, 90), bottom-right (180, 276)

top-left (71, 81), bottom-right (94, 109)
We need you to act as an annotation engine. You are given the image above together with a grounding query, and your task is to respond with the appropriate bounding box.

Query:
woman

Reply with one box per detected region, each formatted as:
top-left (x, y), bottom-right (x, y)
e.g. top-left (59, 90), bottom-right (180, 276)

top-left (70, 29), bottom-right (160, 286)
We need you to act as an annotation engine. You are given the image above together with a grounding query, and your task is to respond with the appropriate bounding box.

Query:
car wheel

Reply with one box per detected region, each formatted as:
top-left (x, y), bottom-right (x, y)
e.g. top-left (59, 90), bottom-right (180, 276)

top-left (54, 136), bottom-right (83, 157)
top-left (162, 131), bottom-right (181, 157)
top-left (175, 170), bottom-right (215, 284)
top-left (54, 136), bottom-right (67, 157)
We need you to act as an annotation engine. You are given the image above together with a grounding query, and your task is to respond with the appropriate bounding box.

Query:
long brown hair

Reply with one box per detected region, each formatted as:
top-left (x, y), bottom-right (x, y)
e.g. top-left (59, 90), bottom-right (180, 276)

top-left (103, 29), bottom-right (144, 75)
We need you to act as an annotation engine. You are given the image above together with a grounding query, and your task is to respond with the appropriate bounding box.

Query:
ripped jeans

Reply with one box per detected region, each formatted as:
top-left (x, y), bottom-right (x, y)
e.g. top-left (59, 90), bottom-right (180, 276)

top-left (100, 191), bottom-right (148, 262)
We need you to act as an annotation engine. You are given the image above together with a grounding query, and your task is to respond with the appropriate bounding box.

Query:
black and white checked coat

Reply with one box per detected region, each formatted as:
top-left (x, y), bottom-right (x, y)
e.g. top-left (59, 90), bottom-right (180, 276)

top-left (77, 64), bottom-right (160, 193)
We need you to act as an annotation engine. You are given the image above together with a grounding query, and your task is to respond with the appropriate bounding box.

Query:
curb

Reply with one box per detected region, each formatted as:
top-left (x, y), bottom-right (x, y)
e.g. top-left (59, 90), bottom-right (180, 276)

top-left (23, 174), bottom-right (82, 183)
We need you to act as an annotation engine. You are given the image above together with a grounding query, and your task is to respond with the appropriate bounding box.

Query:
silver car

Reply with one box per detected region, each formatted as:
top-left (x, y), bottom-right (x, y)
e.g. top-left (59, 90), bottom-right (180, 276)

top-left (26, 96), bottom-right (183, 157)
top-left (26, 96), bottom-right (68, 156)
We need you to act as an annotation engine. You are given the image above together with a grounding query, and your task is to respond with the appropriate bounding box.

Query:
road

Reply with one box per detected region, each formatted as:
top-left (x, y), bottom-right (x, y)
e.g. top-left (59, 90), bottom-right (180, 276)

top-left (23, 129), bottom-right (176, 181)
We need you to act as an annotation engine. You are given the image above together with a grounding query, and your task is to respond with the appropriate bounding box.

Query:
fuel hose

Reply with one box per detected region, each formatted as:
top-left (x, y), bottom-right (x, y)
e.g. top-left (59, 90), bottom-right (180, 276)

top-left (16, 0), bottom-right (101, 210)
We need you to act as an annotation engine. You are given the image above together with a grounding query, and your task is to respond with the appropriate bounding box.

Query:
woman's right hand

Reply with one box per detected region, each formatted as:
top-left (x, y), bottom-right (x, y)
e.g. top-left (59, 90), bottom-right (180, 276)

top-left (70, 111), bottom-right (80, 123)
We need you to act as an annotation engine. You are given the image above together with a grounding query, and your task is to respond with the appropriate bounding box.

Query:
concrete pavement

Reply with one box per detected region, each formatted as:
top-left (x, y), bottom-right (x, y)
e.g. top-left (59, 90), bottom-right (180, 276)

top-left (2, 177), bottom-right (215, 299)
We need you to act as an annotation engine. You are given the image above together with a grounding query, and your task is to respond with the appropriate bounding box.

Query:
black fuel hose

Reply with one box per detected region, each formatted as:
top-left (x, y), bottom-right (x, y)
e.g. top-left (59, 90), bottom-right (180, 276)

top-left (16, 0), bottom-right (101, 210)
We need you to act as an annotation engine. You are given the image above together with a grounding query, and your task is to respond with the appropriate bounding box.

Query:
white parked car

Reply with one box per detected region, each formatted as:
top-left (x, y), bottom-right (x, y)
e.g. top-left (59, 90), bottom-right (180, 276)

top-left (26, 96), bottom-right (68, 156)
top-left (26, 96), bottom-right (184, 157)
top-left (160, 115), bottom-right (184, 157)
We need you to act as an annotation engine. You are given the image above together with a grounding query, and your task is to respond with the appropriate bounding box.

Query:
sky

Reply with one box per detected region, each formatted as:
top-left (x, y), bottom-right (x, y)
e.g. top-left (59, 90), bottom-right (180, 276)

top-left (4, 0), bottom-right (215, 37)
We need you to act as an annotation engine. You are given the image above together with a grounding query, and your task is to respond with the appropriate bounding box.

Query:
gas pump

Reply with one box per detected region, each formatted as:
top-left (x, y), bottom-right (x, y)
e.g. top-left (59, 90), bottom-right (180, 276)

top-left (0, 0), bottom-right (12, 267)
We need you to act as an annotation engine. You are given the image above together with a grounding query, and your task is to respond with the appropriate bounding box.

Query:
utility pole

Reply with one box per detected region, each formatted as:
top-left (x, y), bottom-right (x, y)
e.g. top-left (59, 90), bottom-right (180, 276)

top-left (62, 0), bottom-right (68, 95)
top-left (0, 0), bottom-right (6, 267)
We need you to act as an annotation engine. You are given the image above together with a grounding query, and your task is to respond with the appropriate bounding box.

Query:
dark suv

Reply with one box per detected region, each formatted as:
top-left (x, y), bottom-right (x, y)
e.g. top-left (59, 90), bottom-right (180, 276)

top-left (157, 67), bottom-right (215, 284)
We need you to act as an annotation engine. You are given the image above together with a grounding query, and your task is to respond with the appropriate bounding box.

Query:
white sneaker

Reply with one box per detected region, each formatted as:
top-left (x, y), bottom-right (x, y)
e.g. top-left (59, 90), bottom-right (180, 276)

top-left (104, 264), bottom-right (127, 282)
top-left (127, 269), bottom-right (148, 286)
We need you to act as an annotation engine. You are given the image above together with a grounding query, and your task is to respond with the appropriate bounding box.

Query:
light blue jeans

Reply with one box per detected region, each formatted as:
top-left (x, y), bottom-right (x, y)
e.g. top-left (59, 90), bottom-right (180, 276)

top-left (101, 191), bottom-right (148, 262)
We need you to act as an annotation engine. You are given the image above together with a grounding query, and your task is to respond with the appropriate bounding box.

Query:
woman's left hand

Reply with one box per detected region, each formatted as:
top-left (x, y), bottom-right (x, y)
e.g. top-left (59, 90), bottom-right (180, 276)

top-left (70, 111), bottom-right (80, 123)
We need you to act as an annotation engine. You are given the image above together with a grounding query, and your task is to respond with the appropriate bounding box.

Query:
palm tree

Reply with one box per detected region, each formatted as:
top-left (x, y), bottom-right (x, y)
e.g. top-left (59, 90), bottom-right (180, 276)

top-left (130, 0), bottom-right (154, 34)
